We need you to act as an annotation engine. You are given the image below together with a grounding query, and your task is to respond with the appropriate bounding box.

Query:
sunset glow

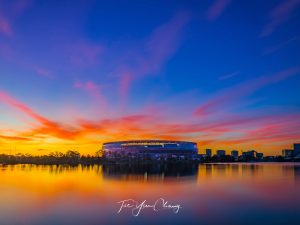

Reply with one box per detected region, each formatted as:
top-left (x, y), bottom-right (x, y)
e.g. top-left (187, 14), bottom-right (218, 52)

top-left (0, 0), bottom-right (300, 155)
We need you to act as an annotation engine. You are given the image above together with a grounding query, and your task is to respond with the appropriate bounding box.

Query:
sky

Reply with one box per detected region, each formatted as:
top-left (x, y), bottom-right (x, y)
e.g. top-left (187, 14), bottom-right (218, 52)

top-left (0, 0), bottom-right (300, 155)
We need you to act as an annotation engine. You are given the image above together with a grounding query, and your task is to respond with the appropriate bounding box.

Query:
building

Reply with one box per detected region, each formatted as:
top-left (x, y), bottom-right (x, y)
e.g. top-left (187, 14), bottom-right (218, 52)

top-left (282, 149), bottom-right (294, 158)
top-left (206, 149), bottom-right (212, 157)
top-left (216, 150), bottom-right (226, 157)
top-left (241, 150), bottom-right (264, 160)
top-left (242, 150), bottom-right (256, 158)
top-left (294, 143), bottom-right (300, 157)
top-left (102, 140), bottom-right (198, 160)
top-left (256, 152), bottom-right (264, 159)
top-left (231, 150), bottom-right (239, 158)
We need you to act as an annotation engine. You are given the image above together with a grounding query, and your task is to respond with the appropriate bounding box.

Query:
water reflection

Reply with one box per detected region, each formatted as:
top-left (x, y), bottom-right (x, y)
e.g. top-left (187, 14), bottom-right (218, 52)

top-left (102, 163), bottom-right (198, 181)
top-left (197, 163), bottom-right (300, 182)
top-left (0, 163), bottom-right (299, 225)
top-left (293, 164), bottom-right (300, 185)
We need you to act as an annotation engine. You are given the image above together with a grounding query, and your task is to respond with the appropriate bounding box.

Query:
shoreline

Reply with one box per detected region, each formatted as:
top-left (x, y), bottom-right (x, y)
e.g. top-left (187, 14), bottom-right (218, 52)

top-left (1, 160), bottom-right (300, 166)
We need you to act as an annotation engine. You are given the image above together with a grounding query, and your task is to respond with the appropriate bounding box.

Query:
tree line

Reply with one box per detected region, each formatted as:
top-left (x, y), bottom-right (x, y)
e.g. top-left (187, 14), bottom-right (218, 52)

top-left (0, 150), bottom-right (103, 165)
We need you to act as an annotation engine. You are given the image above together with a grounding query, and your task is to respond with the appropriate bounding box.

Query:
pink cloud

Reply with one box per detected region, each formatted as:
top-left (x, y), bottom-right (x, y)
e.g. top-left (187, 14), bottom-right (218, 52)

top-left (0, 90), bottom-right (83, 140)
top-left (189, 113), bottom-right (300, 151)
top-left (68, 41), bottom-right (103, 67)
top-left (34, 67), bottom-right (53, 78)
top-left (194, 67), bottom-right (300, 116)
top-left (206, 0), bottom-right (232, 21)
top-left (13, 0), bottom-right (34, 15)
top-left (0, 16), bottom-right (12, 36)
top-left (143, 11), bottom-right (189, 73)
top-left (260, 0), bottom-right (300, 37)
top-left (0, 90), bottom-right (192, 141)
top-left (0, 90), bottom-right (51, 125)
top-left (219, 115), bottom-right (300, 145)
top-left (119, 72), bottom-right (133, 107)
top-left (1, 89), bottom-right (299, 154)
top-left (0, 0), bottom-right (33, 37)
top-left (116, 11), bottom-right (190, 105)
top-left (0, 43), bottom-right (54, 79)
top-left (74, 81), bottom-right (107, 109)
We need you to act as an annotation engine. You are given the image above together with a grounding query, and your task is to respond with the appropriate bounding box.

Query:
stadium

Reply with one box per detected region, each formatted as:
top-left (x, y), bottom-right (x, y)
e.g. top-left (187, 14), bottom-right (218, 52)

top-left (102, 140), bottom-right (198, 160)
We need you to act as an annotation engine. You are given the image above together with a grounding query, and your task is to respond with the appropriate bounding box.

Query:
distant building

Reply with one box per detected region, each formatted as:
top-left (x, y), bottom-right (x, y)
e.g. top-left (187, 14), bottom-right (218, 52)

top-left (282, 149), bottom-right (294, 158)
top-left (231, 150), bottom-right (239, 158)
top-left (217, 150), bottom-right (226, 157)
top-left (242, 150), bottom-right (255, 158)
top-left (206, 149), bottom-right (212, 157)
top-left (242, 150), bottom-right (263, 160)
top-left (256, 153), bottom-right (264, 159)
top-left (294, 143), bottom-right (300, 157)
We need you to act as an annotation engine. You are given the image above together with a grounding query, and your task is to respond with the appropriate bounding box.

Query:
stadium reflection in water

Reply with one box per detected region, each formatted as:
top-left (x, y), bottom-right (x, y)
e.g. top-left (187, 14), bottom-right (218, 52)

top-left (102, 163), bottom-right (198, 181)
top-left (0, 163), bottom-right (300, 225)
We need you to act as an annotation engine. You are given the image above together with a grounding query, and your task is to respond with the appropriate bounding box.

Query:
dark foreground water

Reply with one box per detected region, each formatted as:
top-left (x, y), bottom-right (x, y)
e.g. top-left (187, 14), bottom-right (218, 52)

top-left (0, 163), bottom-right (299, 225)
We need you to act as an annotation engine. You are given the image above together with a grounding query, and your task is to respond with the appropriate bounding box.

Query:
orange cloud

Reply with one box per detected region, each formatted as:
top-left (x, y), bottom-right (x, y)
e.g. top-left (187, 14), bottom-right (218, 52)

top-left (0, 90), bottom-right (51, 124)
top-left (0, 135), bottom-right (32, 141)
top-left (1, 89), bottom-right (300, 155)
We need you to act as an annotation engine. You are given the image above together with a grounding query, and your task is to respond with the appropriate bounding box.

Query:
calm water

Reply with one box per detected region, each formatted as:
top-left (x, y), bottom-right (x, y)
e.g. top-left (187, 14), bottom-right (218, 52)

top-left (0, 163), bottom-right (299, 225)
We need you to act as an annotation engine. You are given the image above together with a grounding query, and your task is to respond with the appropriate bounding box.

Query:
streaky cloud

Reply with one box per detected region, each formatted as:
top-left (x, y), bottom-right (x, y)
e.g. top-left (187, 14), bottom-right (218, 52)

top-left (116, 11), bottom-right (190, 107)
top-left (260, 0), bottom-right (300, 37)
top-left (194, 67), bottom-right (300, 116)
top-left (74, 81), bottom-right (107, 109)
top-left (206, 0), bottom-right (232, 21)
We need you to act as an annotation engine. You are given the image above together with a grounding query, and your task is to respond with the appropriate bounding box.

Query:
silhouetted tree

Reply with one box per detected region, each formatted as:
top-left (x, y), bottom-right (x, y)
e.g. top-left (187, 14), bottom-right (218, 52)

top-left (65, 150), bottom-right (80, 164)
top-left (95, 149), bottom-right (103, 158)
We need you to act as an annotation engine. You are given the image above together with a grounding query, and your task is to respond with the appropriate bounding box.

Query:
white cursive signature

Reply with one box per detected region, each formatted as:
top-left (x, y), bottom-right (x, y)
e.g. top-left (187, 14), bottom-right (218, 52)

top-left (117, 198), bottom-right (182, 216)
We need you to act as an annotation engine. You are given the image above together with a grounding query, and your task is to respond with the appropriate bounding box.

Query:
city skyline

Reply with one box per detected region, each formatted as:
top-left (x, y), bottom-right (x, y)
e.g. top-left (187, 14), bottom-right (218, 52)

top-left (1, 0), bottom-right (300, 155)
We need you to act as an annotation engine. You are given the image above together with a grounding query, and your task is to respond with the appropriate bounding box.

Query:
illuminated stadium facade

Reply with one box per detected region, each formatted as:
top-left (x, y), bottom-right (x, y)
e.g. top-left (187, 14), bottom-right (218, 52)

top-left (102, 140), bottom-right (198, 160)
